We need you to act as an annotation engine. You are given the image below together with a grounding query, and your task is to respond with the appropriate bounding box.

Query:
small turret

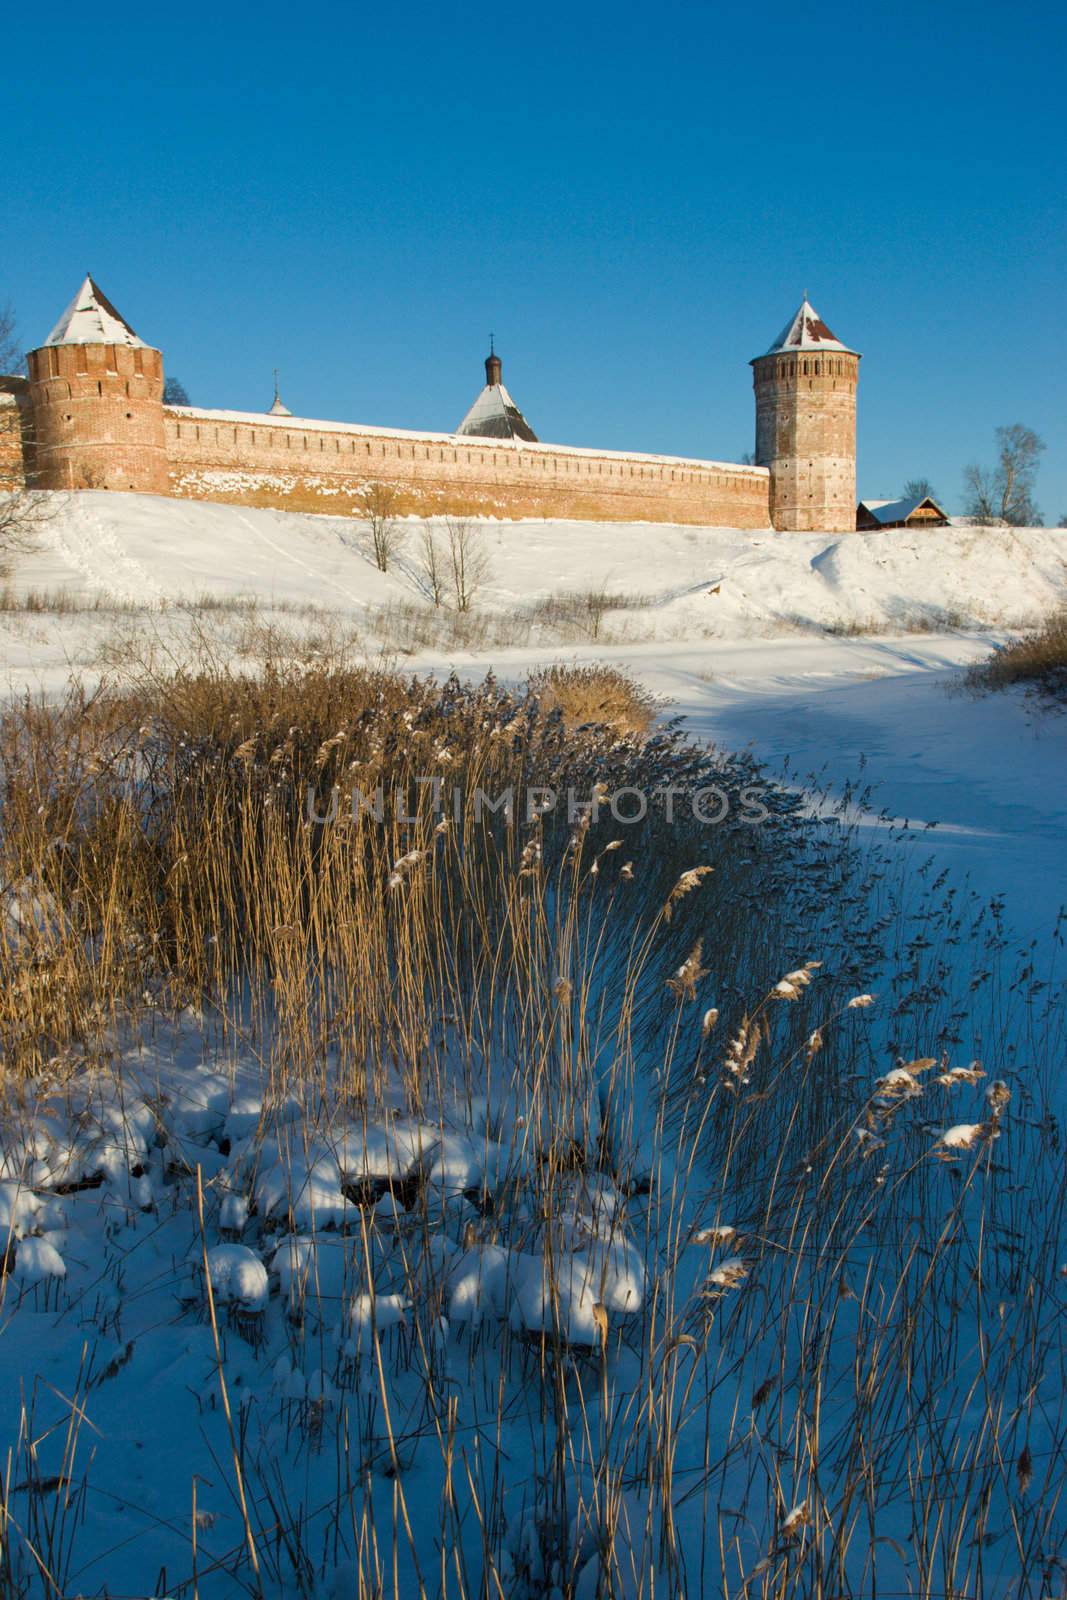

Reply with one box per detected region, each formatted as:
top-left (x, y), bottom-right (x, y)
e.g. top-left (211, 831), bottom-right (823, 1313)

top-left (269, 370), bottom-right (292, 417)
top-left (455, 342), bottom-right (538, 442)
top-left (27, 276), bottom-right (167, 493)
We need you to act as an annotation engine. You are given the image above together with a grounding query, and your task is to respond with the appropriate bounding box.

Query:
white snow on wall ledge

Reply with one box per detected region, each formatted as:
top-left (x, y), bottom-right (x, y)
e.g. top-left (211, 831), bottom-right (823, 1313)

top-left (164, 405), bottom-right (770, 475)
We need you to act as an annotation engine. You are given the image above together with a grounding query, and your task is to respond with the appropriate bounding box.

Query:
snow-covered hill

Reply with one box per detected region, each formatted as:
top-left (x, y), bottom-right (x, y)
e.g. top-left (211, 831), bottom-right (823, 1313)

top-left (7, 491), bottom-right (1066, 647)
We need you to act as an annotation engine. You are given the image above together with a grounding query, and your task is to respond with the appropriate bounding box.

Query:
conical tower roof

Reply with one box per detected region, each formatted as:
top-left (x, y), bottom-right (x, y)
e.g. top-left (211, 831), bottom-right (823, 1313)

top-left (43, 275), bottom-right (150, 349)
top-left (455, 349), bottom-right (538, 443)
top-left (760, 296), bottom-right (857, 357)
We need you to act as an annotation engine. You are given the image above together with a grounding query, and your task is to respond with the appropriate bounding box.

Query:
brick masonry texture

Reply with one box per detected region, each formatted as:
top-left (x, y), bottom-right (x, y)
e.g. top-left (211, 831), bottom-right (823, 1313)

top-left (752, 352), bottom-right (860, 534)
top-left (163, 411), bottom-right (771, 527)
top-left (0, 382), bottom-right (36, 492)
top-left (28, 343), bottom-right (167, 494)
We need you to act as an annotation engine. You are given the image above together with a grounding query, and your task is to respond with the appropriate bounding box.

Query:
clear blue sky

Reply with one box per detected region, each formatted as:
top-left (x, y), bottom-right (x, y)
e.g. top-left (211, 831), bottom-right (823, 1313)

top-left (4, 0), bottom-right (1064, 516)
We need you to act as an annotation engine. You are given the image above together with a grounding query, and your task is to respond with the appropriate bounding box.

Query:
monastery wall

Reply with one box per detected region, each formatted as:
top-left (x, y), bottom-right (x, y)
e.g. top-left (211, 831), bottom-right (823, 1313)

top-left (0, 386), bottom-right (34, 492)
top-left (164, 408), bottom-right (771, 528)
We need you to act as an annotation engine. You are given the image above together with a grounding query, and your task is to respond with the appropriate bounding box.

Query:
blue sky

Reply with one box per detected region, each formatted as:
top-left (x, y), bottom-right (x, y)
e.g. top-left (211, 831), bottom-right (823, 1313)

top-left (4, 0), bottom-right (1064, 516)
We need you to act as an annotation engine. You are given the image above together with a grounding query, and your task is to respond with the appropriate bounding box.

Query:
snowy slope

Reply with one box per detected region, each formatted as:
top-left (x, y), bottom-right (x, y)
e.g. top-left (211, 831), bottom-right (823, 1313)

top-left (7, 491), bottom-right (1066, 636)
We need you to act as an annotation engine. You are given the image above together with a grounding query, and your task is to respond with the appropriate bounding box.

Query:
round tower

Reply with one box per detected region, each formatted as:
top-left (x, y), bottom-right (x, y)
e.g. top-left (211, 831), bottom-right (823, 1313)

top-left (27, 276), bottom-right (167, 493)
top-left (751, 297), bottom-right (860, 533)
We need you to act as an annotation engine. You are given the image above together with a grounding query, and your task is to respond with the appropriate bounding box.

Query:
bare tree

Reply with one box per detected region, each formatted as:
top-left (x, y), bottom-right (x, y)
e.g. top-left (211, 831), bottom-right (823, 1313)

top-left (415, 525), bottom-right (447, 607)
top-left (0, 303), bottom-right (19, 375)
top-left (445, 519), bottom-right (489, 613)
top-left (963, 425), bottom-right (1045, 526)
top-left (362, 481), bottom-right (404, 572)
top-left (162, 375), bottom-right (190, 405)
top-left (903, 477), bottom-right (938, 502)
top-left (0, 303), bottom-right (54, 570)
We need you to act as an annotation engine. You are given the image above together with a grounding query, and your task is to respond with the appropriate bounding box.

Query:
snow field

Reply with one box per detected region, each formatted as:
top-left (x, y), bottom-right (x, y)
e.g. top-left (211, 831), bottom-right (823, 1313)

top-left (1, 492), bottom-right (1065, 699)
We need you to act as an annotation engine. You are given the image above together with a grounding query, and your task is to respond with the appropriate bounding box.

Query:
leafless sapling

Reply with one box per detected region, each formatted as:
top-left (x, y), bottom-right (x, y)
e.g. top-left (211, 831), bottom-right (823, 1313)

top-left (0, 302), bottom-right (56, 569)
top-left (415, 525), bottom-right (447, 607)
top-left (445, 518), bottom-right (489, 613)
top-left (363, 481), bottom-right (405, 572)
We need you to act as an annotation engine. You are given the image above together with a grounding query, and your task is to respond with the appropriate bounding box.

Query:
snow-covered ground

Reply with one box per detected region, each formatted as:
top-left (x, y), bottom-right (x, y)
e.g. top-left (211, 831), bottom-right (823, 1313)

top-left (2, 492), bottom-right (1065, 690)
top-left (1, 492), bottom-right (1066, 1596)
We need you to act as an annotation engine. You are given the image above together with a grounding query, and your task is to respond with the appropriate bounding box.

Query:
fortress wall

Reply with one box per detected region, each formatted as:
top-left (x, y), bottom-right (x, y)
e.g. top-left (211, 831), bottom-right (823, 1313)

top-left (164, 409), bottom-right (771, 528)
top-left (0, 389), bottom-right (33, 491)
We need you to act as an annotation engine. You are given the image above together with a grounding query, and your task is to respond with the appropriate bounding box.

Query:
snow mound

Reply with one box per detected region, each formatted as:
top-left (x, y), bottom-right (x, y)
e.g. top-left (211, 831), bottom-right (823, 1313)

top-left (205, 1244), bottom-right (268, 1311)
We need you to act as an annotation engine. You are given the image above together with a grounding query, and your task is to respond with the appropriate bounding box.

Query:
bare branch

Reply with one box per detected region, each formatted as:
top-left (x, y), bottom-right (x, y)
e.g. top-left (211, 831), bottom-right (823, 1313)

top-left (0, 303), bottom-right (20, 376)
top-left (162, 375), bottom-right (190, 406)
top-left (362, 481), bottom-right (404, 573)
top-left (444, 519), bottom-right (489, 613)
top-left (964, 424), bottom-right (1045, 526)
top-left (414, 525), bottom-right (447, 607)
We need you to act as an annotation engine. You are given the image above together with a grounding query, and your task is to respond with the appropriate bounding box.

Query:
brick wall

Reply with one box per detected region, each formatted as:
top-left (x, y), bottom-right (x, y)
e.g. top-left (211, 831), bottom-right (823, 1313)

top-left (164, 408), bottom-right (771, 528)
top-left (0, 381), bottom-right (34, 492)
top-left (753, 352), bottom-right (859, 533)
top-left (28, 344), bottom-right (168, 493)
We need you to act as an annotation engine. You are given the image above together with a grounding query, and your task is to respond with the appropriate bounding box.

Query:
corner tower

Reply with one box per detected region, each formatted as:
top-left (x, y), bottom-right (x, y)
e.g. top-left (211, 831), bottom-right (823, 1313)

top-left (751, 298), bottom-right (860, 533)
top-left (27, 276), bottom-right (167, 493)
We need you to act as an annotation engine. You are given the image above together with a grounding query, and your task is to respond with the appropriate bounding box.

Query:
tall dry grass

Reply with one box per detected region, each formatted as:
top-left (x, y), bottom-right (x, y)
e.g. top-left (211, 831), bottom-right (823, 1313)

top-left (0, 660), bottom-right (819, 1088)
top-left (0, 658), bottom-right (1063, 1598)
top-left (966, 604), bottom-right (1067, 700)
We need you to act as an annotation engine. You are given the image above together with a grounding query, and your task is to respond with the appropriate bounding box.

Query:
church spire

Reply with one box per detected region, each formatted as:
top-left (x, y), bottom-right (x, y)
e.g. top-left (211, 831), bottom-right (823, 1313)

top-left (269, 369), bottom-right (292, 416)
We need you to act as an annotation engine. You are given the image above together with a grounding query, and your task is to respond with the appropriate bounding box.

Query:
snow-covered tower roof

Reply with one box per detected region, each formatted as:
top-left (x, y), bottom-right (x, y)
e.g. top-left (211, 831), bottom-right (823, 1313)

top-left (455, 348), bottom-right (538, 443)
top-left (43, 275), bottom-right (151, 349)
top-left (761, 296), bottom-right (858, 357)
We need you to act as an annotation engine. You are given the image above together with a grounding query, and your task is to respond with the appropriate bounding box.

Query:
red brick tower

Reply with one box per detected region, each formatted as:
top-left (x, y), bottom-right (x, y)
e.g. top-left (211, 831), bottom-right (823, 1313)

top-left (27, 276), bottom-right (167, 493)
top-left (751, 298), bottom-right (860, 533)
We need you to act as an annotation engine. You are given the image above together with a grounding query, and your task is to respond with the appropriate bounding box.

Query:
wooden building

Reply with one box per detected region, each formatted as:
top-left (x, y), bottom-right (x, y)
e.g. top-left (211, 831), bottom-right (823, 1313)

top-left (856, 494), bottom-right (949, 531)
